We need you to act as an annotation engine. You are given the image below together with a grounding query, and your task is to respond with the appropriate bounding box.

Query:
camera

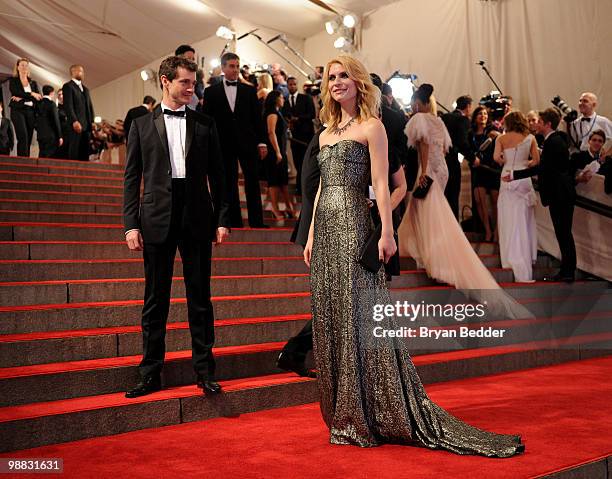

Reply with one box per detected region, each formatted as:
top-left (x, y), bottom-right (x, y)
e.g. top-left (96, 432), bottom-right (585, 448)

top-left (551, 95), bottom-right (578, 123)
top-left (479, 92), bottom-right (511, 121)
top-left (304, 80), bottom-right (321, 97)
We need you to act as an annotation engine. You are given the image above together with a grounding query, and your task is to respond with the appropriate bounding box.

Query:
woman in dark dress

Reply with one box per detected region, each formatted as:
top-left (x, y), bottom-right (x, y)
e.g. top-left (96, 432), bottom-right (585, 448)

top-left (470, 105), bottom-right (501, 242)
top-left (8, 58), bottom-right (41, 157)
top-left (264, 90), bottom-right (295, 220)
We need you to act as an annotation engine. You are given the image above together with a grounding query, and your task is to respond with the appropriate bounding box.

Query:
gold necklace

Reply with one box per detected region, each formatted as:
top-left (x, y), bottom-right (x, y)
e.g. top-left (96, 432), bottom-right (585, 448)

top-left (330, 117), bottom-right (355, 136)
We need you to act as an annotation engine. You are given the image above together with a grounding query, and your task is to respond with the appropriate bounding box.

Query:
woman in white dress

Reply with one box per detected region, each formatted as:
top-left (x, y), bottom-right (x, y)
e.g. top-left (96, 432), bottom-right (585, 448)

top-left (494, 112), bottom-right (540, 282)
top-left (397, 85), bottom-right (531, 319)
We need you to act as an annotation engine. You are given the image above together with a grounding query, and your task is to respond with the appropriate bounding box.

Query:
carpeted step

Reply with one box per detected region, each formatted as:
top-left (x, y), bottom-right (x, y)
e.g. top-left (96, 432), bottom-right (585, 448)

top-left (0, 170), bottom-right (125, 186)
top-left (0, 188), bottom-right (123, 203)
top-left (0, 256), bottom-right (307, 282)
top-left (0, 162), bottom-right (125, 178)
top-left (0, 222), bottom-right (293, 242)
top-left (0, 372), bottom-right (318, 453)
top-left (1, 336), bottom-right (611, 452)
top-left (0, 273), bottom-right (311, 308)
top-left (0, 155), bottom-right (124, 171)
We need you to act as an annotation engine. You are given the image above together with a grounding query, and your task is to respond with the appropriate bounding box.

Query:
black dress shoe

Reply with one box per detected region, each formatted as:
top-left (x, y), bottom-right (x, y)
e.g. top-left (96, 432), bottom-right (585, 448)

top-left (197, 376), bottom-right (222, 395)
top-left (543, 273), bottom-right (575, 283)
top-left (125, 375), bottom-right (161, 398)
top-left (277, 351), bottom-right (317, 378)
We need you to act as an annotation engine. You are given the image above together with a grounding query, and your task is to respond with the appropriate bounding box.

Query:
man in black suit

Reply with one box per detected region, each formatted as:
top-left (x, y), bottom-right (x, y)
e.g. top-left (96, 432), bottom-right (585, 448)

top-left (62, 64), bottom-right (94, 161)
top-left (36, 85), bottom-right (63, 158)
top-left (503, 108), bottom-right (576, 282)
top-left (442, 95), bottom-right (475, 219)
top-left (203, 52), bottom-right (267, 228)
top-left (283, 76), bottom-right (315, 195)
top-left (123, 95), bottom-right (156, 141)
top-left (0, 102), bottom-right (15, 155)
top-left (123, 56), bottom-right (231, 398)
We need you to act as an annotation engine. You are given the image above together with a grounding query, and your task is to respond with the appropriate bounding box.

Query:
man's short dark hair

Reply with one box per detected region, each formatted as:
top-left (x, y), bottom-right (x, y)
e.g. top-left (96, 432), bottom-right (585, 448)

top-left (143, 95), bottom-right (156, 105)
top-left (279, 70), bottom-right (287, 80)
top-left (287, 76), bottom-right (297, 83)
top-left (158, 56), bottom-right (197, 89)
top-left (42, 85), bottom-right (54, 96)
top-left (382, 83), bottom-right (392, 96)
top-left (456, 95), bottom-right (473, 111)
top-left (221, 52), bottom-right (240, 66)
top-left (590, 129), bottom-right (606, 142)
top-left (539, 108), bottom-right (561, 130)
top-left (370, 73), bottom-right (383, 90)
top-left (175, 44), bottom-right (195, 56)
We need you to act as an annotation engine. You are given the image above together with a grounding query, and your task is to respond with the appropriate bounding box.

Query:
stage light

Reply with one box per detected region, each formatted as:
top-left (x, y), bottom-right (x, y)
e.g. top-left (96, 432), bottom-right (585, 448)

top-left (387, 73), bottom-right (417, 108)
top-left (216, 26), bottom-right (235, 40)
top-left (343, 14), bottom-right (356, 28)
top-left (334, 36), bottom-right (347, 49)
top-left (140, 69), bottom-right (155, 82)
top-left (210, 58), bottom-right (221, 68)
top-left (325, 20), bottom-right (338, 35)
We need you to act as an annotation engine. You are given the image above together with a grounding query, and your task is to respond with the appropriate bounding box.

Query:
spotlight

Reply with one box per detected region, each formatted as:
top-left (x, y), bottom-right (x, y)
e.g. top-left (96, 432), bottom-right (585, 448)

top-left (343, 14), bottom-right (356, 28)
top-left (94, 116), bottom-right (102, 123)
top-left (210, 58), bottom-right (221, 68)
top-left (216, 26), bottom-right (235, 40)
top-left (140, 69), bottom-right (155, 82)
top-left (386, 72), bottom-right (418, 108)
top-left (334, 36), bottom-right (347, 49)
top-left (325, 20), bottom-right (338, 35)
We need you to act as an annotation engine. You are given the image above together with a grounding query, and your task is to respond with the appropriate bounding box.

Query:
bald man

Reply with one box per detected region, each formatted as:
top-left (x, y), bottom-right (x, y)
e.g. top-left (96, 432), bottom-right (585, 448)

top-left (568, 92), bottom-right (612, 152)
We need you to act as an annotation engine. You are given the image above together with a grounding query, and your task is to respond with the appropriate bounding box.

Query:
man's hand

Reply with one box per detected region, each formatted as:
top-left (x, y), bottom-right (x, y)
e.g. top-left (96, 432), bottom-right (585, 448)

top-left (73, 121), bottom-right (82, 134)
top-left (126, 230), bottom-right (143, 251)
top-left (501, 172), bottom-right (512, 183)
top-left (215, 227), bottom-right (230, 245)
top-left (258, 145), bottom-right (268, 160)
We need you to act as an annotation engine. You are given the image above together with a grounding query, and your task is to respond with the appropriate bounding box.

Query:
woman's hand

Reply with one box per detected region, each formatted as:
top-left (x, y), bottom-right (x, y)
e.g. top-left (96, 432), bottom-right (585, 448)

top-left (31, 92), bottom-right (43, 101)
top-left (303, 235), bottom-right (314, 268)
top-left (418, 174), bottom-right (428, 188)
top-left (11, 96), bottom-right (22, 102)
top-left (378, 233), bottom-right (397, 264)
top-left (276, 151), bottom-right (283, 164)
top-left (473, 157), bottom-right (481, 167)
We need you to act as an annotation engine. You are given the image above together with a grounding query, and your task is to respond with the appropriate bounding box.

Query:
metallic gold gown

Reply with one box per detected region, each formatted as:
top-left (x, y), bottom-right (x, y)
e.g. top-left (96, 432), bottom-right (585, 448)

top-left (310, 139), bottom-right (524, 457)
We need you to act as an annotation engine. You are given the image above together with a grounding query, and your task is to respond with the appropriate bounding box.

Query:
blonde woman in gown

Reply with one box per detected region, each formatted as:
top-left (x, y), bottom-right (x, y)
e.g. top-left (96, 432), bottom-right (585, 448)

top-left (304, 61), bottom-right (524, 456)
top-left (397, 85), bottom-right (532, 319)
top-left (494, 112), bottom-right (539, 282)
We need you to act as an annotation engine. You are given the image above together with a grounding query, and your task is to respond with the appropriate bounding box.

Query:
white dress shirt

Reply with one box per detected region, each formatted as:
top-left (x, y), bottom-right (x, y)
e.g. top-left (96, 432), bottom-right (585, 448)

top-left (23, 84), bottom-right (33, 107)
top-left (72, 78), bottom-right (83, 92)
top-left (161, 102), bottom-right (187, 179)
top-left (223, 79), bottom-right (238, 112)
top-left (569, 113), bottom-right (612, 152)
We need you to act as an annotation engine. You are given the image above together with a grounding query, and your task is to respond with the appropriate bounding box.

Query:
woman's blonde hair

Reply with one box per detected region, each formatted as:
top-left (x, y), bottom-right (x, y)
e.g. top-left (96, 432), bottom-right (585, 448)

top-left (13, 58), bottom-right (30, 77)
top-left (258, 72), bottom-right (273, 91)
top-left (319, 55), bottom-right (381, 130)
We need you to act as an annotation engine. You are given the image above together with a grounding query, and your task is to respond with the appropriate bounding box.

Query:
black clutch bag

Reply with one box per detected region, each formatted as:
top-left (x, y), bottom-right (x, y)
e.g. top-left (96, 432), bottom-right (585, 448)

top-left (412, 175), bottom-right (433, 199)
top-left (359, 223), bottom-right (383, 273)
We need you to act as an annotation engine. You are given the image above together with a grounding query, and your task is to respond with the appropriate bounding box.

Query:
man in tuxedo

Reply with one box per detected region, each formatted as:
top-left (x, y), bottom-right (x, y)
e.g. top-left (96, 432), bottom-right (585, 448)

top-left (36, 85), bottom-right (63, 158)
top-left (62, 65), bottom-right (94, 161)
top-left (203, 52), bottom-right (267, 228)
top-left (568, 92), bottom-right (612, 153)
top-left (123, 56), bottom-right (231, 398)
top-left (441, 95), bottom-right (475, 218)
top-left (503, 108), bottom-right (576, 282)
top-left (283, 76), bottom-right (315, 195)
top-left (123, 95), bottom-right (156, 141)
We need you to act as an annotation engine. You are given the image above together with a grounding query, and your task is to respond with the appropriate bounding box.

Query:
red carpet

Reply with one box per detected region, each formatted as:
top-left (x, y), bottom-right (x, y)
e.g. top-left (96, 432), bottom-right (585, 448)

top-left (3, 356), bottom-right (611, 479)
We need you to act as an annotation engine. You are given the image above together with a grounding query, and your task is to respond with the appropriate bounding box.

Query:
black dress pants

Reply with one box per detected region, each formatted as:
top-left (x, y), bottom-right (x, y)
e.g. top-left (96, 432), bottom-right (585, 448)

top-left (224, 148), bottom-right (264, 227)
top-left (68, 128), bottom-right (90, 161)
top-left (444, 154), bottom-right (461, 219)
top-left (11, 107), bottom-right (35, 157)
top-left (140, 179), bottom-right (216, 379)
top-left (549, 200), bottom-right (576, 277)
top-left (290, 140), bottom-right (308, 195)
top-left (38, 138), bottom-right (57, 158)
top-left (281, 320), bottom-right (313, 362)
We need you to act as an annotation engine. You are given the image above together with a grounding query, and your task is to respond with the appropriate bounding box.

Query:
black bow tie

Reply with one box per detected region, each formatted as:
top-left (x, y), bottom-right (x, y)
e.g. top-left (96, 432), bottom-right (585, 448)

top-left (163, 109), bottom-right (185, 117)
top-left (225, 81), bottom-right (238, 87)
top-left (581, 117), bottom-right (591, 122)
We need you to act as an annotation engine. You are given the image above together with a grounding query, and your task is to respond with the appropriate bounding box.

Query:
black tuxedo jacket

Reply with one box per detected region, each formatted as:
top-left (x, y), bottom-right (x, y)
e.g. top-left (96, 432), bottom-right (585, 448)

top-left (8, 77), bottom-right (40, 110)
top-left (202, 82), bottom-right (265, 155)
top-left (123, 105), bottom-right (149, 140)
top-left (282, 93), bottom-right (315, 140)
top-left (61, 80), bottom-right (94, 129)
top-left (513, 131), bottom-right (575, 206)
top-left (36, 98), bottom-right (62, 141)
top-left (291, 132), bottom-right (321, 247)
top-left (442, 110), bottom-right (474, 163)
top-left (123, 105), bottom-right (230, 243)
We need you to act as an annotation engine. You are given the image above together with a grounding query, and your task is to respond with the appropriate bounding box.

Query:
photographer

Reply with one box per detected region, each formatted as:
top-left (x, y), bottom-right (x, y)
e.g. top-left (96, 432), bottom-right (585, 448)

top-left (571, 130), bottom-right (611, 194)
top-left (568, 92), bottom-right (612, 152)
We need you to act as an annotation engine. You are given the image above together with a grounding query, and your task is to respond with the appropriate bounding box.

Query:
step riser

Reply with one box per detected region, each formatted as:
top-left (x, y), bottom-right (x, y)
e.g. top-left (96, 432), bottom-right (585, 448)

top-left (0, 296), bottom-right (312, 335)
top-left (0, 318), bottom-right (310, 367)
top-left (1, 225), bottom-right (292, 242)
top-left (0, 156), bottom-right (124, 170)
top-left (0, 258), bottom-right (307, 283)
top-left (0, 163), bottom-right (124, 178)
top-left (0, 379), bottom-right (319, 453)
